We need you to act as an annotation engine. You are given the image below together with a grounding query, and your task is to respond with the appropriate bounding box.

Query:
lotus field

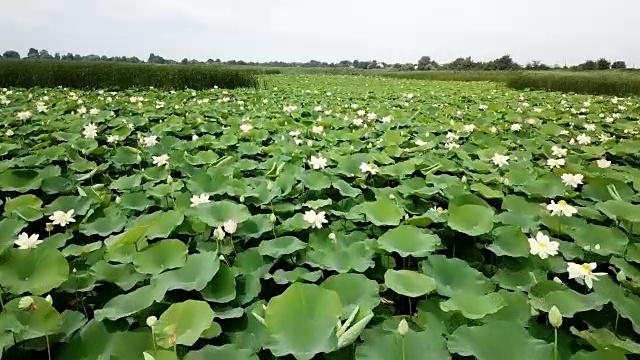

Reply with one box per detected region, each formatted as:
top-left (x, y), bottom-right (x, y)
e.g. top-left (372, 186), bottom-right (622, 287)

top-left (2, 75), bottom-right (640, 360)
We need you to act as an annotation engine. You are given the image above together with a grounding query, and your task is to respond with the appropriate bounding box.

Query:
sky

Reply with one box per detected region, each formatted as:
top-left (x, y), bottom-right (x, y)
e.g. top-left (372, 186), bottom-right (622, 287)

top-left (1, 0), bottom-right (638, 66)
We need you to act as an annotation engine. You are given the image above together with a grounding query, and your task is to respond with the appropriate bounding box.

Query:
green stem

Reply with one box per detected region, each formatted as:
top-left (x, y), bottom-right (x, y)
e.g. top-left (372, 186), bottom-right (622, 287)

top-left (152, 330), bottom-right (157, 355)
top-left (557, 217), bottom-right (562, 235)
top-left (553, 328), bottom-right (558, 360)
top-left (46, 334), bottom-right (52, 360)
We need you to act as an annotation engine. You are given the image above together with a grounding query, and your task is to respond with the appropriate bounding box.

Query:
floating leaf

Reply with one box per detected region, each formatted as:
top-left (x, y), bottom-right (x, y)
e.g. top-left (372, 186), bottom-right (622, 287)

top-left (0, 247), bottom-right (69, 295)
top-left (155, 300), bottom-right (214, 348)
top-left (377, 225), bottom-right (441, 257)
top-left (384, 270), bottom-right (436, 297)
top-left (362, 198), bottom-right (404, 226)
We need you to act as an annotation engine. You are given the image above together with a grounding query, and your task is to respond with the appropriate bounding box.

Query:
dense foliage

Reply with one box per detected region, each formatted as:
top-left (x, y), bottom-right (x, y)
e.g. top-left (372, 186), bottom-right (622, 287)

top-left (1, 75), bottom-right (640, 360)
top-left (0, 61), bottom-right (259, 90)
top-left (507, 72), bottom-right (640, 96)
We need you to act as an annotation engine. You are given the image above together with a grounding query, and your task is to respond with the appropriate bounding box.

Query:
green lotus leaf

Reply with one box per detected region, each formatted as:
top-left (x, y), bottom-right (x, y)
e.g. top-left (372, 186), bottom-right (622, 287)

top-left (200, 262), bottom-right (237, 303)
top-left (264, 283), bottom-right (343, 360)
top-left (422, 255), bottom-right (494, 296)
top-left (440, 292), bottom-right (506, 320)
top-left (132, 239), bottom-right (188, 275)
top-left (0, 169), bottom-right (42, 192)
top-left (0, 217), bottom-right (27, 255)
top-left (155, 300), bottom-right (214, 348)
top-left (305, 230), bottom-right (375, 273)
top-left (448, 321), bottom-right (553, 360)
top-left (566, 223), bottom-right (628, 256)
top-left (362, 198), bottom-right (404, 226)
top-left (377, 225), bottom-right (441, 257)
top-left (152, 252), bottom-right (220, 292)
top-left (266, 268), bottom-right (323, 285)
top-left (447, 196), bottom-right (494, 236)
top-left (184, 344), bottom-right (258, 360)
top-left (0, 247), bottom-right (69, 295)
top-left (487, 226), bottom-right (531, 257)
top-left (4, 194), bottom-right (43, 221)
top-left (94, 284), bottom-right (165, 321)
top-left (194, 200), bottom-right (251, 227)
top-left (258, 236), bottom-right (307, 258)
top-left (355, 326), bottom-right (450, 360)
top-left (570, 327), bottom-right (640, 355)
top-left (384, 269), bottom-right (436, 297)
top-left (596, 200), bottom-right (640, 223)
top-left (322, 273), bottom-right (380, 319)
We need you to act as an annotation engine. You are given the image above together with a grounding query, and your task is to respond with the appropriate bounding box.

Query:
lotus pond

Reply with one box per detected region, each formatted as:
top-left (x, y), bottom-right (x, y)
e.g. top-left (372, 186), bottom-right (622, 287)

top-left (1, 75), bottom-right (640, 359)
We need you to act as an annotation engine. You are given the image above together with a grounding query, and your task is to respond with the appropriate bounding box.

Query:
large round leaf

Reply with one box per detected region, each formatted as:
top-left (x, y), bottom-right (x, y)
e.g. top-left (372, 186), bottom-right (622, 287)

top-left (132, 239), bottom-right (188, 275)
top-left (264, 283), bottom-right (343, 360)
top-left (377, 225), bottom-right (441, 257)
top-left (258, 236), bottom-right (307, 258)
top-left (185, 344), bottom-right (258, 360)
top-left (448, 204), bottom-right (494, 236)
top-left (155, 300), bottom-right (214, 348)
top-left (362, 199), bottom-right (404, 226)
top-left (422, 255), bottom-right (494, 296)
top-left (200, 262), bottom-right (237, 303)
top-left (0, 247), bottom-right (69, 295)
top-left (384, 270), bottom-right (436, 297)
top-left (322, 273), bottom-right (381, 318)
top-left (0, 169), bottom-right (42, 192)
top-left (448, 321), bottom-right (553, 360)
top-left (440, 292), bottom-right (506, 320)
top-left (356, 327), bottom-right (450, 360)
top-left (194, 200), bottom-right (251, 227)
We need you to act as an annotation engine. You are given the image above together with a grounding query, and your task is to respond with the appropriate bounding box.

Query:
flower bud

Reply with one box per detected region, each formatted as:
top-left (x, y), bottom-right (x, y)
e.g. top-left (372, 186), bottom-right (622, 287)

top-left (214, 227), bottom-right (225, 240)
top-left (549, 306), bottom-right (563, 328)
top-left (18, 296), bottom-right (35, 310)
top-left (166, 175), bottom-right (173, 184)
top-left (617, 271), bottom-right (627, 282)
top-left (45, 295), bottom-right (53, 305)
top-left (146, 316), bottom-right (158, 328)
top-left (397, 319), bottom-right (409, 336)
top-left (223, 219), bottom-right (237, 234)
top-left (269, 213), bottom-right (277, 222)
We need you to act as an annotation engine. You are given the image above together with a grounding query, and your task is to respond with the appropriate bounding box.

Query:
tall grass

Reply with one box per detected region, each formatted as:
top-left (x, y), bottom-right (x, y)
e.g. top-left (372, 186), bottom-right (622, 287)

top-left (506, 72), bottom-right (640, 96)
top-left (379, 71), bottom-right (516, 82)
top-left (0, 61), bottom-right (260, 90)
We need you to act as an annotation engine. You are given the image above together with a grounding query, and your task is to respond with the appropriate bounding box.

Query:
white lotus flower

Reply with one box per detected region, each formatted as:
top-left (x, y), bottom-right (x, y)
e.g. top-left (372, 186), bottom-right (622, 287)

top-left (445, 132), bottom-right (459, 141)
top-left (558, 129), bottom-right (569, 135)
top-left (83, 123), bottom-right (98, 139)
top-left (303, 210), bottom-right (328, 229)
top-left (16, 111), bottom-right (32, 121)
top-left (312, 125), bottom-right (324, 134)
top-left (576, 134), bottom-right (591, 145)
top-left (192, 134), bottom-right (199, 141)
top-left (561, 173), bottom-right (584, 188)
top-left (463, 124), bottom-right (476, 133)
top-left (294, 138), bottom-right (303, 145)
top-left (155, 101), bottom-right (165, 109)
top-left (567, 262), bottom-right (605, 289)
top-left (308, 155), bottom-right (328, 170)
top-left (528, 232), bottom-right (559, 259)
top-left (49, 209), bottom-right (76, 227)
top-left (357, 110), bottom-right (366, 116)
top-left (547, 158), bottom-right (565, 169)
top-left (551, 146), bottom-right (568, 157)
top-left (596, 158), bottom-right (611, 168)
top-left (314, 105), bottom-right (322, 111)
top-left (141, 135), bottom-right (158, 147)
top-left (223, 219), bottom-right (237, 234)
top-left (77, 106), bottom-right (87, 114)
top-left (190, 194), bottom-right (211, 207)
top-left (214, 227), bottom-right (225, 240)
top-left (89, 108), bottom-right (100, 115)
top-left (240, 123), bottom-right (253, 133)
top-left (367, 112), bottom-right (377, 120)
top-left (381, 116), bottom-right (392, 123)
top-left (415, 139), bottom-right (427, 146)
top-left (18, 296), bottom-right (35, 310)
top-left (491, 153), bottom-right (510, 168)
top-left (478, 104), bottom-right (488, 111)
top-left (151, 153), bottom-right (170, 167)
top-left (14, 232), bottom-right (42, 249)
top-left (353, 118), bottom-right (364, 126)
top-left (444, 142), bottom-right (459, 150)
top-left (510, 123), bottom-right (522, 131)
top-left (359, 162), bottom-right (379, 175)
top-left (547, 200), bottom-right (578, 217)
top-left (289, 130), bottom-right (301, 137)
top-left (489, 126), bottom-right (497, 133)
top-left (37, 103), bottom-right (48, 113)
top-left (106, 135), bottom-right (120, 143)
top-left (526, 118), bottom-right (536, 125)
top-left (6, 129), bottom-right (14, 137)
top-left (584, 123), bottom-right (596, 131)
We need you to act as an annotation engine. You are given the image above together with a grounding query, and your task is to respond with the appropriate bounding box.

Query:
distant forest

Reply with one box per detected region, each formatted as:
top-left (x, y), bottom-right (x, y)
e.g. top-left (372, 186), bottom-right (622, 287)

top-left (0, 48), bottom-right (631, 71)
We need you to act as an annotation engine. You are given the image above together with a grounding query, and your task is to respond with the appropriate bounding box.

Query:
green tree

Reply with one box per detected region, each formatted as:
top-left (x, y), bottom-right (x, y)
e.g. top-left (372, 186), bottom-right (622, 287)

top-left (611, 60), bottom-right (626, 69)
top-left (596, 58), bottom-right (611, 70)
top-left (27, 48), bottom-right (39, 59)
top-left (2, 50), bottom-right (20, 59)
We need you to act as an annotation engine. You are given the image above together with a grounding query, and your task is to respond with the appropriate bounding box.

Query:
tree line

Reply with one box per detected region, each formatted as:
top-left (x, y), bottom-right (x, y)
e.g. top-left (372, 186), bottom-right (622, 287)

top-left (1, 48), bottom-right (630, 71)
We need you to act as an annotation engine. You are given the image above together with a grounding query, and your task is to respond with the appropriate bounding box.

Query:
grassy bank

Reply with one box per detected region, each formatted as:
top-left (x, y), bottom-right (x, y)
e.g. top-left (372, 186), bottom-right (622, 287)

top-left (0, 61), bottom-right (260, 90)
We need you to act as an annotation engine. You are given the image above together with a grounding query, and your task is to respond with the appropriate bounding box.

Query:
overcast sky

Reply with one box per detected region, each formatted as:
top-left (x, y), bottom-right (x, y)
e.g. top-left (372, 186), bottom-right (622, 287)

top-left (1, 0), bottom-right (638, 66)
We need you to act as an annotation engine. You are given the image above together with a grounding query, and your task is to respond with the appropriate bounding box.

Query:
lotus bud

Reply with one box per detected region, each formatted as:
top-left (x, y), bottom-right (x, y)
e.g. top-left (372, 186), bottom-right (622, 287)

top-left (223, 219), bottom-right (237, 234)
top-left (115, 196), bottom-right (121, 204)
top-left (214, 227), bottom-right (225, 240)
top-left (45, 295), bottom-right (53, 305)
top-left (269, 213), bottom-right (276, 222)
top-left (389, 194), bottom-right (396, 200)
top-left (461, 176), bottom-right (467, 183)
top-left (166, 175), bottom-right (173, 184)
top-left (45, 222), bottom-right (54, 232)
top-left (239, 195), bottom-right (245, 203)
top-left (548, 306), bottom-right (563, 328)
top-left (146, 316), bottom-right (158, 328)
top-left (267, 181), bottom-right (274, 190)
top-left (617, 271), bottom-right (627, 282)
top-left (328, 232), bottom-right (336, 241)
top-left (397, 319), bottom-right (409, 336)
top-left (553, 277), bottom-right (563, 284)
